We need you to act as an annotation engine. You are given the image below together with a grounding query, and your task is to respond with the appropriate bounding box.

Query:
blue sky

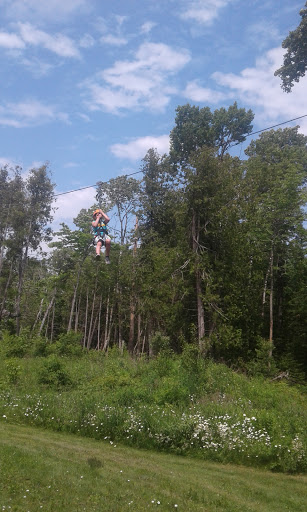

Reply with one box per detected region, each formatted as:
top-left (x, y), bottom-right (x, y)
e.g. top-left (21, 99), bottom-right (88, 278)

top-left (1, 0), bottom-right (307, 235)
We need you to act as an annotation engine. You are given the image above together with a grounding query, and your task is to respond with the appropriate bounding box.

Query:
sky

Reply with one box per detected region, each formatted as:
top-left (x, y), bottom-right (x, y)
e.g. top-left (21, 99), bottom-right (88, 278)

top-left (1, 0), bottom-right (307, 238)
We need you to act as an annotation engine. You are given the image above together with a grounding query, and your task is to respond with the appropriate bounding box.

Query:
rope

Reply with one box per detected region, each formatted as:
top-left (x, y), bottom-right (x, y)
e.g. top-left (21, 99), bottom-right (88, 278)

top-left (53, 114), bottom-right (307, 199)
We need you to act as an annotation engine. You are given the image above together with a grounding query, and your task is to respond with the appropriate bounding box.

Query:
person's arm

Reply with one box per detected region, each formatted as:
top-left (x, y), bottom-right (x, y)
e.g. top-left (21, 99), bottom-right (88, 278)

top-left (99, 209), bottom-right (110, 224)
top-left (92, 210), bottom-right (110, 227)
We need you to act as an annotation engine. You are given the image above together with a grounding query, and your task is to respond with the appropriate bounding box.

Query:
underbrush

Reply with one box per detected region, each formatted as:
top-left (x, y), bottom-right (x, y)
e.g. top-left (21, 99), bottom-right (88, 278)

top-left (0, 338), bottom-right (306, 474)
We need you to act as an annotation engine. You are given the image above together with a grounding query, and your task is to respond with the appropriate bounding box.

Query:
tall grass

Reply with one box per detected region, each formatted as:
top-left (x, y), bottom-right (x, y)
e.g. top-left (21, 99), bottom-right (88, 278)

top-left (0, 344), bottom-right (306, 474)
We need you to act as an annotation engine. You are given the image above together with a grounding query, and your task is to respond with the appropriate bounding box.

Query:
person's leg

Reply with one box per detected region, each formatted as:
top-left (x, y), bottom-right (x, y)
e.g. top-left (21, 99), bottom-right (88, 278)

top-left (96, 240), bottom-right (102, 257)
top-left (105, 238), bottom-right (111, 257)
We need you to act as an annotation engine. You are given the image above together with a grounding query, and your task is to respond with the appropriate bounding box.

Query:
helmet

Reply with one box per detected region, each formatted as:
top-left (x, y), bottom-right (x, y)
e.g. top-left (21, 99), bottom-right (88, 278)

top-left (93, 209), bottom-right (100, 218)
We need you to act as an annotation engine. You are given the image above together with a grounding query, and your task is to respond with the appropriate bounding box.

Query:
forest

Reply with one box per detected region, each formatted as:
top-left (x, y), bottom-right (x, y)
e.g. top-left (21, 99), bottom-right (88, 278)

top-left (0, 102), bottom-right (307, 380)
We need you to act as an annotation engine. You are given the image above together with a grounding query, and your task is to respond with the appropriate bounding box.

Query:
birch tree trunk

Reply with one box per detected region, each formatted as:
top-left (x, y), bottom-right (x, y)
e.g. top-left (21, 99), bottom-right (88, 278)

top-left (128, 217), bottom-right (138, 354)
top-left (67, 266), bottom-right (82, 333)
top-left (192, 209), bottom-right (205, 343)
top-left (268, 245), bottom-right (274, 368)
top-left (0, 260), bottom-right (13, 320)
top-left (39, 291), bottom-right (56, 336)
top-left (83, 288), bottom-right (89, 348)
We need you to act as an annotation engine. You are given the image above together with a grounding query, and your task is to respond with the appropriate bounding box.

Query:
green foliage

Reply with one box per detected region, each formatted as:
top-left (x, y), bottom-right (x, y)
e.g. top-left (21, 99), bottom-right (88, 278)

top-left (0, 329), bottom-right (32, 358)
top-left (31, 337), bottom-right (49, 357)
top-left (247, 337), bottom-right (278, 377)
top-left (1, 113), bottom-right (307, 382)
top-left (38, 356), bottom-right (72, 388)
top-left (5, 359), bottom-right (21, 384)
top-left (51, 332), bottom-right (83, 357)
top-left (150, 331), bottom-right (172, 356)
top-left (210, 324), bottom-right (243, 362)
top-left (274, 2), bottom-right (307, 91)
top-left (1, 352), bottom-right (306, 473)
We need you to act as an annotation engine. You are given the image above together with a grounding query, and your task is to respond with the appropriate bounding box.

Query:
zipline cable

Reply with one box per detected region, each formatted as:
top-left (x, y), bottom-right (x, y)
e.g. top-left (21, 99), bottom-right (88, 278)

top-left (54, 113), bottom-right (307, 198)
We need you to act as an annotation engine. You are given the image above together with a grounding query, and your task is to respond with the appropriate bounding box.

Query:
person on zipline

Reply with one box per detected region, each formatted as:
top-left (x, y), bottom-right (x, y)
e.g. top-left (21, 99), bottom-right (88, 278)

top-left (92, 208), bottom-right (111, 264)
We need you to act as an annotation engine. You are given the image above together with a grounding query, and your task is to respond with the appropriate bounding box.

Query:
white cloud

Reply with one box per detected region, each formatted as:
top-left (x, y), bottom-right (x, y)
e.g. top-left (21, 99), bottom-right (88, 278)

top-left (211, 47), bottom-right (307, 134)
top-left (0, 156), bottom-right (20, 169)
top-left (100, 34), bottom-right (128, 46)
top-left (83, 42), bottom-right (190, 113)
top-left (1, 0), bottom-right (89, 22)
top-left (17, 23), bottom-right (80, 58)
top-left (79, 34), bottom-right (95, 49)
top-left (0, 99), bottom-right (69, 127)
top-left (180, 0), bottom-right (232, 25)
top-left (52, 186), bottom-right (96, 229)
top-left (21, 57), bottom-right (55, 77)
top-left (140, 21), bottom-right (156, 34)
top-left (246, 20), bottom-right (281, 50)
top-left (96, 14), bottom-right (128, 47)
top-left (184, 80), bottom-right (229, 103)
top-left (0, 31), bottom-right (25, 49)
top-left (110, 135), bottom-right (170, 161)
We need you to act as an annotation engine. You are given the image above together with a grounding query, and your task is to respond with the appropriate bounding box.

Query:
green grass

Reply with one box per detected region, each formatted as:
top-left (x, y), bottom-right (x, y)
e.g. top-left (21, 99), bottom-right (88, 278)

top-left (1, 422), bottom-right (306, 512)
top-left (0, 350), bottom-right (306, 473)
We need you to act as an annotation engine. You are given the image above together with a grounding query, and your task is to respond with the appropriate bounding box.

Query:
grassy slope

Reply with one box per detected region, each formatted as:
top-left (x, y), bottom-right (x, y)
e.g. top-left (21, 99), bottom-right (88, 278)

top-left (1, 422), bottom-right (306, 512)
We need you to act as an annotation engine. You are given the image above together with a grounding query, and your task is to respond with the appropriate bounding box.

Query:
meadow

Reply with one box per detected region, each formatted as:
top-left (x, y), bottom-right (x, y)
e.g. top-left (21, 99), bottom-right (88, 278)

top-left (1, 422), bottom-right (307, 512)
top-left (0, 334), bottom-right (306, 476)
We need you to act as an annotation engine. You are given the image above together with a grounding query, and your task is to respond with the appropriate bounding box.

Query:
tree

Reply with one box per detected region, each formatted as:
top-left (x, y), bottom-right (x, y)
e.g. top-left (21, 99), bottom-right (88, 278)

top-left (242, 127), bottom-right (307, 365)
top-left (0, 165), bottom-right (54, 333)
top-left (15, 166), bottom-right (54, 333)
top-left (170, 102), bottom-right (254, 164)
top-left (97, 175), bottom-right (141, 245)
top-left (170, 103), bottom-right (254, 344)
top-left (275, 2), bottom-right (307, 92)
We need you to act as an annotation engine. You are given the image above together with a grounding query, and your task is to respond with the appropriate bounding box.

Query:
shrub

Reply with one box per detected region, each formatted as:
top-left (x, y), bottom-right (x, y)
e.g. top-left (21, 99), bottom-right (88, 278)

top-left (31, 337), bottom-right (49, 357)
top-left (150, 332), bottom-right (172, 356)
top-left (0, 329), bottom-right (32, 358)
top-left (52, 332), bottom-right (83, 357)
top-left (38, 356), bottom-right (72, 388)
top-left (5, 359), bottom-right (21, 384)
top-left (247, 337), bottom-right (278, 377)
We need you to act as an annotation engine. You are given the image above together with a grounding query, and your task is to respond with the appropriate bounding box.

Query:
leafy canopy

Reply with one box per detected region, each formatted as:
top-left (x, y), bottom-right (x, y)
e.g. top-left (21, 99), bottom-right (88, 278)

top-left (275, 2), bottom-right (307, 92)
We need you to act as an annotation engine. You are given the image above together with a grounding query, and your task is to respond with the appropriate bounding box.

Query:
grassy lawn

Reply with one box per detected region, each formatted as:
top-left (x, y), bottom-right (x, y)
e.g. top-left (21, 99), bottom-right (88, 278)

top-left (0, 422), bottom-right (306, 512)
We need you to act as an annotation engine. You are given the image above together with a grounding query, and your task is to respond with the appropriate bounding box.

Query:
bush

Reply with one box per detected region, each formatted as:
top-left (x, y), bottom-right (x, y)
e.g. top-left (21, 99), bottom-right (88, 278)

top-left (52, 332), bottom-right (83, 357)
top-left (150, 332), bottom-right (172, 356)
top-left (31, 337), bottom-right (49, 357)
top-left (247, 337), bottom-right (278, 377)
top-left (5, 359), bottom-right (21, 384)
top-left (38, 356), bottom-right (72, 388)
top-left (0, 329), bottom-right (32, 358)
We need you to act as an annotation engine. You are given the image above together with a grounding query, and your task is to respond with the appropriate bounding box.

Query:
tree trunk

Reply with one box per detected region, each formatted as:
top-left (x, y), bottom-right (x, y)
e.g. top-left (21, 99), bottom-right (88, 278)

top-left (128, 217), bottom-right (138, 354)
top-left (75, 293), bottom-right (81, 332)
top-left (87, 290), bottom-right (96, 350)
top-left (137, 312), bottom-right (142, 355)
top-left (31, 297), bottom-right (44, 333)
top-left (83, 288), bottom-right (89, 348)
top-left (97, 295), bottom-right (102, 350)
top-left (50, 300), bottom-right (55, 342)
top-left (192, 209), bottom-right (205, 343)
top-left (16, 246), bottom-right (29, 334)
top-left (38, 291), bottom-right (56, 336)
top-left (268, 245), bottom-right (274, 367)
top-left (67, 266), bottom-right (82, 333)
top-left (0, 260), bottom-right (13, 320)
top-left (103, 293), bottom-right (114, 352)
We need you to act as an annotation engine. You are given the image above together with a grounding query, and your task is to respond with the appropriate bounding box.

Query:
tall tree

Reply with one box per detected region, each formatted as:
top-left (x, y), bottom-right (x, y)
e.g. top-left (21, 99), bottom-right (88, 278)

top-left (242, 127), bottom-right (307, 364)
top-left (275, 2), bottom-right (307, 91)
top-left (170, 103), bottom-right (254, 344)
top-left (14, 165), bottom-right (54, 333)
top-left (170, 102), bottom-right (254, 164)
